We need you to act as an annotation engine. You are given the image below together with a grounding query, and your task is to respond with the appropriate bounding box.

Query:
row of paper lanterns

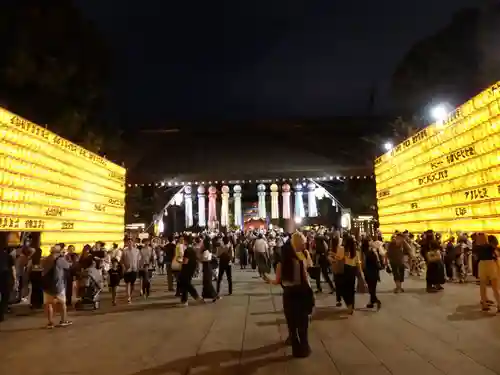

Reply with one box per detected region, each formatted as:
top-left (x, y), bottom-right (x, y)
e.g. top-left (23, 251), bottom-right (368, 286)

top-left (127, 175), bottom-right (374, 188)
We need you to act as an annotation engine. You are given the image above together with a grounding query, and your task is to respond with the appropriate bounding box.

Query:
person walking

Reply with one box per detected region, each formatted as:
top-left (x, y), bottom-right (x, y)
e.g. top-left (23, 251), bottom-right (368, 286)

top-left (337, 235), bottom-right (366, 315)
top-left (216, 236), bottom-right (234, 295)
top-left (164, 236), bottom-right (176, 291)
top-left (253, 234), bottom-right (270, 277)
top-left (313, 236), bottom-right (335, 294)
top-left (121, 238), bottom-right (141, 304)
top-left (41, 245), bottom-right (72, 328)
top-left (361, 238), bottom-right (382, 310)
top-left (201, 237), bottom-right (218, 301)
top-left (178, 236), bottom-right (201, 306)
top-left (0, 244), bottom-right (15, 322)
top-left (28, 248), bottom-right (44, 309)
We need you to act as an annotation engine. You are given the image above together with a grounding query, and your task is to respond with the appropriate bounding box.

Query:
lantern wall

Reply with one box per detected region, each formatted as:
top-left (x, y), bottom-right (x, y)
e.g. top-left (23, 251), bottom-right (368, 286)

top-left (0, 108), bottom-right (126, 254)
top-left (375, 82), bottom-right (500, 238)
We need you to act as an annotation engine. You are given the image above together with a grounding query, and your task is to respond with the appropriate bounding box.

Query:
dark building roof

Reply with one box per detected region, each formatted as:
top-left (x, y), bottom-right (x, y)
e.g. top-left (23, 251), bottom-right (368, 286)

top-left (125, 116), bottom-right (393, 183)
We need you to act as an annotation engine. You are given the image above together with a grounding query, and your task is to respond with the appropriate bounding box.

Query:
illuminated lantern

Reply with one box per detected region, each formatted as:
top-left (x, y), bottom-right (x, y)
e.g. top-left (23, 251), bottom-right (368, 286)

top-left (184, 185), bottom-right (193, 228)
top-left (257, 184), bottom-right (267, 219)
top-left (294, 183), bottom-right (305, 220)
top-left (173, 191), bottom-right (183, 206)
top-left (374, 81), bottom-right (500, 238)
top-left (233, 185), bottom-right (242, 228)
top-left (307, 182), bottom-right (318, 217)
top-left (270, 184), bottom-right (279, 219)
top-left (220, 185), bottom-right (230, 227)
top-left (197, 185), bottom-right (206, 227)
top-left (315, 187), bottom-right (326, 200)
top-left (282, 183), bottom-right (291, 219)
top-left (0, 107), bottom-right (126, 255)
top-left (341, 212), bottom-right (351, 230)
top-left (157, 217), bottom-right (164, 235)
top-left (208, 186), bottom-right (217, 229)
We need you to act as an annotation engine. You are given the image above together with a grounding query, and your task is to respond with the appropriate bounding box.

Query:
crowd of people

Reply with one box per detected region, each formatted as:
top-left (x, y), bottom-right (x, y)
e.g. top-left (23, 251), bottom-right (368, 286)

top-left (1, 227), bottom-right (500, 358)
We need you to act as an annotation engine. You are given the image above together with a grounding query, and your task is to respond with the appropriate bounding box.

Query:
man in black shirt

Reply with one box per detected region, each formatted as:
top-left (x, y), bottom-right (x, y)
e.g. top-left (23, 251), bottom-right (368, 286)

top-left (164, 236), bottom-right (176, 291)
top-left (0, 247), bottom-right (16, 322)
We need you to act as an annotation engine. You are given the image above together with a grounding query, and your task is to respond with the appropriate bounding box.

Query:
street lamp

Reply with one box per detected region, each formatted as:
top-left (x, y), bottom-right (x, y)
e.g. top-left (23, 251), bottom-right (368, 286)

top-left (431, 104), bottom-right (450, 122)
top-left (383, 142), bottom-right (393, 151)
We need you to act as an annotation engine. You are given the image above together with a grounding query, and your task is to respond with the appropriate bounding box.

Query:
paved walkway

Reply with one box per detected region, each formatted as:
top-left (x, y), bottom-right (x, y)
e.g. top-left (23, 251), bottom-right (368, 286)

top-left (1, 269), bottom-right (500, 375)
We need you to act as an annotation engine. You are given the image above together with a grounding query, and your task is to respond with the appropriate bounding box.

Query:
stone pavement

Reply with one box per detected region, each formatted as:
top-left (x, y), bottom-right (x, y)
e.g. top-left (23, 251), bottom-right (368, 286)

top-left (1, 269), bottom-right (500, 375)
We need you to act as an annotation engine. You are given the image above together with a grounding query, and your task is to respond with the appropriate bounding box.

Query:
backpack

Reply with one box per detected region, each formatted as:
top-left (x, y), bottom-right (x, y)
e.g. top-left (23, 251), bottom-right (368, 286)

top-left (42, 256), bottom-right (62, 292)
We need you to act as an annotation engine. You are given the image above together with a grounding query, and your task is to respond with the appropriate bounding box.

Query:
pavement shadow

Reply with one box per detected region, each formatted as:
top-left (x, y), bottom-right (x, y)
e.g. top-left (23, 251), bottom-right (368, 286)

top-left (251, 310), bottom-right (283, 316)
top-left (0, 325), bottom-right (48, 333)
top-left (0, 301), bottom-right (183, 332)
top-left (312, 307), bottom-right (350, 321)
top-left (129, 342), bottom-right (292, 375)
top-left (7, 307), bottom-right (40, 318)
top-left (447, 304), bottom-right (498, 321)
top-left (377, 287), bottom-right (428, 295)
top-left (134, 294), bottom-right (178, 303)
top-left (71, 300), bottom-right (181, 317)
top-left (243, 293), bottom-right (275, 298)
top-left (256, 307), bottom-right (348, 327)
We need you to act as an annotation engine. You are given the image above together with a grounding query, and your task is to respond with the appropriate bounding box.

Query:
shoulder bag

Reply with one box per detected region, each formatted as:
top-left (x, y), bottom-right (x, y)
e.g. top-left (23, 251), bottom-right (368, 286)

top-left (298, 260), bottom-right (315, 314)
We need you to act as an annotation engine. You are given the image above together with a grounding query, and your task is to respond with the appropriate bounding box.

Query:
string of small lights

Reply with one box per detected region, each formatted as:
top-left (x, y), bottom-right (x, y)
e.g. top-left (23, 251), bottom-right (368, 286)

top-left (128, 175), bottom-right (375, 188)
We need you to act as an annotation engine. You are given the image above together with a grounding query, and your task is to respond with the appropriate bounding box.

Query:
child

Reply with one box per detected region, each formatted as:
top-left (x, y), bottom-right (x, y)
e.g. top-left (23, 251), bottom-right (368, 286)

top-left (108, 259), bottom-right (122, 306)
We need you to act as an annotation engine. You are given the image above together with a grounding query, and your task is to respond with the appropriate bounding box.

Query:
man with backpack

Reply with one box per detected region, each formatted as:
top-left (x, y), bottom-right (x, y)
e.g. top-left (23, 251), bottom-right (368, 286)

top-left (42, 245), bottom-right (72, 328)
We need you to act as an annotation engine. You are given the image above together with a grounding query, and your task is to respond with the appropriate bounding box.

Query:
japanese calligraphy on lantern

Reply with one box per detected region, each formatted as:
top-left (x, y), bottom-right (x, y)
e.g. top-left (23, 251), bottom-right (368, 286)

top-left (374, 81), bottom-right (500, 237)
top-left (0, 107), bottom-right (126, 254)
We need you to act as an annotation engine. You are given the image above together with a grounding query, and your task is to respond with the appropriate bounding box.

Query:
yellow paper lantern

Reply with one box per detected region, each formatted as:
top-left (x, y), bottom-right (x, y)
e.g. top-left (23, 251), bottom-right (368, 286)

top-left (375, 82), bottom-right (500, 238)
top-left (0, 108), bottom-right (126, 255)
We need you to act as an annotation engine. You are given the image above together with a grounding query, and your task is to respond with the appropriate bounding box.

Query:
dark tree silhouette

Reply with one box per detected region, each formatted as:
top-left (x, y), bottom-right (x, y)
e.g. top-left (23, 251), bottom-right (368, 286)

top-left (390, 5), bottom-right (500, 115)
top-left (0, 0), bottom-right (119, 154)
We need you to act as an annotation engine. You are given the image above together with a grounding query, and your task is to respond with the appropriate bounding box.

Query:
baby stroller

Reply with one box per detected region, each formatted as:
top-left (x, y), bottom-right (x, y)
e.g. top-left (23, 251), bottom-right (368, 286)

top-left (75, 268), bottom-right (102, 310)
top-left (211, 256), bottom-right (219, 281)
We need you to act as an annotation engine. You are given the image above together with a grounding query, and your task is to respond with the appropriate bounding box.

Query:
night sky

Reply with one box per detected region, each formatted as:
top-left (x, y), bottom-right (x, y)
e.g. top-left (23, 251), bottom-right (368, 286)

top-left (75, 0), bottom-right (478, 128)
top-left (69, 0), bottom-right (483, 181)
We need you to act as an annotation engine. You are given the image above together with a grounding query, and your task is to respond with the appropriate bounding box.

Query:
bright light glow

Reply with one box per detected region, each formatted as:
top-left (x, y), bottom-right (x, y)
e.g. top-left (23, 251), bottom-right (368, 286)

top-left (383, 142), bottom-right (393, 151)
top-left (431, 104), bottom-right (449, 122)
top-left (294, 216), bottom-right (302, 224)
